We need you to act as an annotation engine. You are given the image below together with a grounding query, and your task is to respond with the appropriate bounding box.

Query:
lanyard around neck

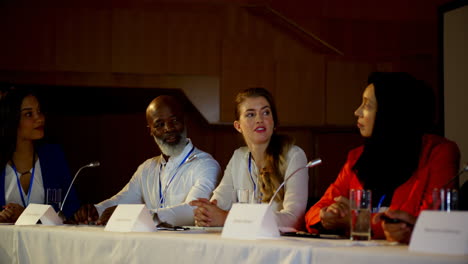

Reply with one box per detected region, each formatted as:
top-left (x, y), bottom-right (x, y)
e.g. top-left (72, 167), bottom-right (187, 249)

top-left (376, 194), bottom-right (387, 212)
top-left (158, 146), bottom-right (195, 208)
top-left (248, 153), bottom-right (256, 192)
top-left (11, 157), bottom-right (36, 208)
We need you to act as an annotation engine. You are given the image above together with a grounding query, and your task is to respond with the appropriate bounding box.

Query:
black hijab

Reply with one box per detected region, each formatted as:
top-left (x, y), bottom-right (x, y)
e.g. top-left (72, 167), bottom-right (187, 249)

top-left (353, 72), bottom-right (435, 207)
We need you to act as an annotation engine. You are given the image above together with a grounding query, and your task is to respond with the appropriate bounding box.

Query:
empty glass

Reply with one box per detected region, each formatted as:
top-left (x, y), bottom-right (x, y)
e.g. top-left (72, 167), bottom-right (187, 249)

top-left (236, 189), bottom-right (250, 203)
top-left (46, 188), bottom-right (62, 212)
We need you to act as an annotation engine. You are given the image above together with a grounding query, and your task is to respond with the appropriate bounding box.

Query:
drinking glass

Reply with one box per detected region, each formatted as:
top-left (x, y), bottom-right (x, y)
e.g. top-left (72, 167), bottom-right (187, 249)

top-left (236, 189), bottom-right (250, 204)
top-left (349, 189), bottom-right (372, 241)
top-left (432, 188), bottom-right (458, 211)
top-left (46, 188), bottom-right (62, 212)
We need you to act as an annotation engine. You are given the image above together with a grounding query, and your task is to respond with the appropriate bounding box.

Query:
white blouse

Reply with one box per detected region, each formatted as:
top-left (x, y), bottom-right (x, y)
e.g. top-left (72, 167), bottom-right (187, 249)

top-left (4, 159), bottom-right (45, 207)
top-left (211, 145), bottom-right (309, 229)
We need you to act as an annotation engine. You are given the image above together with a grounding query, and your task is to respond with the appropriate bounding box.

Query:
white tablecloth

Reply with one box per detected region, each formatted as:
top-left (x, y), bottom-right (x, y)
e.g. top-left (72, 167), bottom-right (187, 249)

top-left (0, 224), bottom-right (466, 264)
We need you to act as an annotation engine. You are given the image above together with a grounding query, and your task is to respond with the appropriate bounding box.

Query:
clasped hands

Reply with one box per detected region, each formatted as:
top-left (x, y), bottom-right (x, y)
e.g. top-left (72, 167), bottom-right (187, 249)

top-left (74, 199), bottom-right (229, 227)
top-left (72, 204), bottom-right (114, 225)
top-left (189, 198), bottom-right (228, 227)
top-left (320, 196), bottom-right (416, 243)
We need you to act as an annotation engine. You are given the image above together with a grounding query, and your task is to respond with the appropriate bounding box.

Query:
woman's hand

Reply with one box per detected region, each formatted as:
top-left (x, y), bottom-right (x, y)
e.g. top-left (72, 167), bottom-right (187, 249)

top-left (373, 209), bottom-right (416, 244)
top-left (190, 199), bottom-right (228, 227)
top-left (320, 196), bottom-right (350, 230)
top-left (0, 203), bottom-right (25, 223)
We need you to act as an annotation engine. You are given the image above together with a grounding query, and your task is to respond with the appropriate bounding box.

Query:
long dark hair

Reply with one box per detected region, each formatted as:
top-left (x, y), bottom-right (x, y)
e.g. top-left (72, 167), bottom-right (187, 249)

top-left (353, 72), bottom-right (435, 206)
top-left (0, 86), bottom-right (44, 170)
top-left (235, 87), bottom-right (293, 202)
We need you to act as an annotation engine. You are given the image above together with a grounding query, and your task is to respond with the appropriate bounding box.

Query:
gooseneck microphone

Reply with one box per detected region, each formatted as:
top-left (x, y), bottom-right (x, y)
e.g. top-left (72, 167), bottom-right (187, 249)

top-left (442, 162), bottom-right (468, 188)
top-left (268, 158), bottom-right (322, 206)
top-left (60, 161), bottom-right (100, 212)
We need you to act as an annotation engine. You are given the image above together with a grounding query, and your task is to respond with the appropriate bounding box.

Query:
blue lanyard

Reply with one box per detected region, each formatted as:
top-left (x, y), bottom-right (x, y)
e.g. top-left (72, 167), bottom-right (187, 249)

top-left (11, 160), bottom-right (36, 208)
top-left (376, 194), bottom-right (387, 212)
top-left (248, 153), bottom-right (256, 192)
top-left (158, 146), bottom-right (195, 208)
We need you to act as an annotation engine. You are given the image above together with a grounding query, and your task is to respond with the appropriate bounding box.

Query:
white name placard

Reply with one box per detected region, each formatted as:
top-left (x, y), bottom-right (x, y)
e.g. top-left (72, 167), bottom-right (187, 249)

top-left (222, 203), bottom-right (279, 240)
top-left (15, 203), bottom-right (62, 226)
top-left (104, 204), bottom-right (156, 232)
top-left (409, 210), bottom-right (468, 255)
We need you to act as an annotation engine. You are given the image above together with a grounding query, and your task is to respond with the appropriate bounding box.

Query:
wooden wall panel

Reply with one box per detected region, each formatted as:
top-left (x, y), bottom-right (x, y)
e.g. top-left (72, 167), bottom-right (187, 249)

top-left (341, 21), bottom-right (378, 58)
top-left (55, 8), bottom-right (112, 72)
top-left (220, 37), bottom-right (276, 122)
top-left (273, 32), bottom-right (326, 126)
top-left (224, 5), bottom-right (277, 39)
top-left (374, 21), bottom-right (401, 57)
top-left (326, 59), bottom-right (375, 125)
top-left (273, 31), bottom-right (318, 60)
top-left (111, 8), bottom-right (169, 74)
top-left (167, 6), bottom-right (222, 75)
top-left (0, 2), bottom-right (449, 204)
top-left (0, 7), bottom-right (55, 71)
top-left (275, 57), bottom-right (325, 126)
top-left (322, 0), bottom-right (439, 22)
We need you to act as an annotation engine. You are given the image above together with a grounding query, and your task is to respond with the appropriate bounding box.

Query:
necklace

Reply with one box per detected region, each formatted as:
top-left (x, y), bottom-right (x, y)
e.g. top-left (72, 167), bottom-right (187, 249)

top-left (10, 152), bottom-right (36, 207)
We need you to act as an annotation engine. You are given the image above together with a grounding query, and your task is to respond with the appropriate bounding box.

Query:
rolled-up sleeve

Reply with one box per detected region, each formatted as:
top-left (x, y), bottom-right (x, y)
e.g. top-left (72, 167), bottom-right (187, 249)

top-left (155, 157), bottom-right (221, 226)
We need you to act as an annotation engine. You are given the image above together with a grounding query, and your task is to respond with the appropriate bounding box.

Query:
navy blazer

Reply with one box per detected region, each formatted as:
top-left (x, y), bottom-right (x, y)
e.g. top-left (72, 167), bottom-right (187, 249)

top-left (1, 144), bottom-right (80, 218)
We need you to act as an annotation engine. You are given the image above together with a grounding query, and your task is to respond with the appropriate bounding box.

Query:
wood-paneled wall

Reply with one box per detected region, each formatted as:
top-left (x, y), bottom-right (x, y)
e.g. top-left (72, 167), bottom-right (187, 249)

top-left (0, 1), bottom-right (441, 203)
top-left (0, 2), bottom-right (391, 126)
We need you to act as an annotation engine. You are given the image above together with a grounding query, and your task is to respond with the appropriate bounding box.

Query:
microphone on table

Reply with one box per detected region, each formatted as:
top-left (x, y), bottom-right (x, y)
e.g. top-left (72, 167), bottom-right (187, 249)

top-left (60, 161), bottom-right (101, 213)
top-left (268, 158), bottom-right (322, 206)
top-left (441, 162), bottom-right (468, 188)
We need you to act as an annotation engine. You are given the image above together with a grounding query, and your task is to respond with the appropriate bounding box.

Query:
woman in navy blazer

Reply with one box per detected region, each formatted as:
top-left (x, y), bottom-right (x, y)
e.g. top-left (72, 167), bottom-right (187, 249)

top-left (0, 85), bottom-right (79, 222)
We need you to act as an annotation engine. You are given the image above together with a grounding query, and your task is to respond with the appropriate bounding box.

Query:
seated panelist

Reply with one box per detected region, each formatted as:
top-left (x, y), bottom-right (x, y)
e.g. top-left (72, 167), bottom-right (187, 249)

top-left (0, 86), bottom-right (80, 223)
top-left (74, 95), bottom-right (221, 226)
top-left (191, 87), bottom-right (309, 230)
top-left (304, 72), bottom-right (460, 243)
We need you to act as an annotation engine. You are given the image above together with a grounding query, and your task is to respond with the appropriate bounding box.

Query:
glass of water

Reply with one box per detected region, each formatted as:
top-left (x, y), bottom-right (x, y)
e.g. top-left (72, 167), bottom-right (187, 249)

top-left (236, 189), bottom-right (250, 203)
top-left (46, 188), bottom-right (62, 212)
top-left (349, 189), bottom-right (372, 241)
top-left (432, 188), bottom-right (458, 211)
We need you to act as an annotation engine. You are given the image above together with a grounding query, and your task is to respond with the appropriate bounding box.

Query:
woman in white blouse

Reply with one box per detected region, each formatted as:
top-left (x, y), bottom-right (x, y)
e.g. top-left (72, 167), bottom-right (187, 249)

top-left (0, 86), bottom-right (80, 223)
top-left (191, 87), bottom-right (308, 230)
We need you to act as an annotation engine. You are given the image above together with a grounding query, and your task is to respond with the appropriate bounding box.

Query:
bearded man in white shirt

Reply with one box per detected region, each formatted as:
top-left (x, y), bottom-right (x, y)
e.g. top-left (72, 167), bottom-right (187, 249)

top-left (73, 95), bottom-right (221, 226)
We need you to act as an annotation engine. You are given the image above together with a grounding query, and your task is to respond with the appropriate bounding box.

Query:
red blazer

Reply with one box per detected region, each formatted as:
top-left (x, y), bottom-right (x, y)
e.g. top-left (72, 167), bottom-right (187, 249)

top-left (305, 134), bottom-right (460, 238)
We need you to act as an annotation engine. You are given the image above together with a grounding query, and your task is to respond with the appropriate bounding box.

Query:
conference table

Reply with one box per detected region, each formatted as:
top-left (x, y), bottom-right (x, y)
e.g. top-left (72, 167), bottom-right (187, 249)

top-left (0, 224), bottom-right (466, 264)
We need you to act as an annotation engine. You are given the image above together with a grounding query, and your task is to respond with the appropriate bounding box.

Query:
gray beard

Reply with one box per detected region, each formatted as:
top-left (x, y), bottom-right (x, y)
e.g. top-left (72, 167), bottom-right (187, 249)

top-left (153, 129), bottom-right (188, 158)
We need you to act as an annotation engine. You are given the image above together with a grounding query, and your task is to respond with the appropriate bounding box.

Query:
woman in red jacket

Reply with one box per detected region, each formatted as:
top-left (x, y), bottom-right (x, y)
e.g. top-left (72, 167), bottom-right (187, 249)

top-left (305, 72), bottom-right (460, 243)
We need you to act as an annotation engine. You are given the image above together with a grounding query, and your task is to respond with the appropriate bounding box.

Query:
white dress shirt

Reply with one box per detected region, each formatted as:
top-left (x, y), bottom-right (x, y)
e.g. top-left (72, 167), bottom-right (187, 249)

top-left (95, 139), bottom-right (221, 226)
top-left (4, 160), bottom-right (44, 207)
top-left (211, 145), bottom-right (309, 229)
